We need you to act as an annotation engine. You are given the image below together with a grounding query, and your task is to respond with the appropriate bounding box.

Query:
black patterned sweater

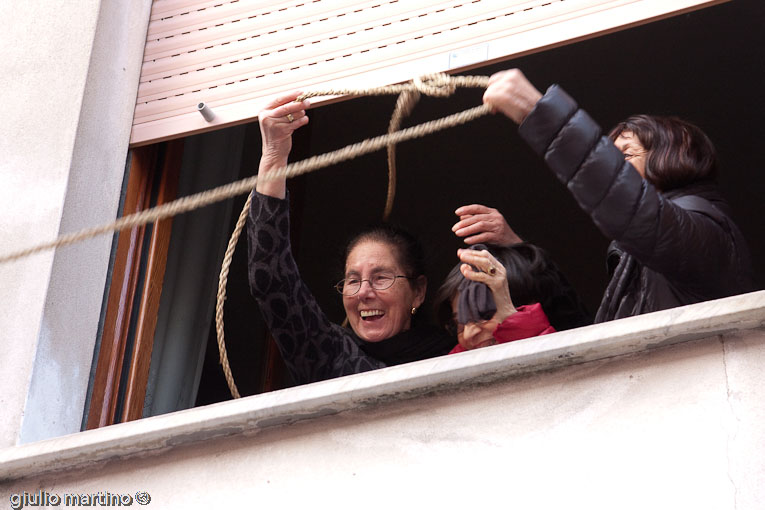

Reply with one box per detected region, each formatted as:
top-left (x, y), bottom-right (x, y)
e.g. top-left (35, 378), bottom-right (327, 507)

top-left (247, 191), bottom-right (454, 385)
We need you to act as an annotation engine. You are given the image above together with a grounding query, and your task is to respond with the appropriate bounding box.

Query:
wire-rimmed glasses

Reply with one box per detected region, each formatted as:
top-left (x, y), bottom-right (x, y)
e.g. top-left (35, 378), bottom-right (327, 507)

top-left (335, 272), bottom-right (411, 296)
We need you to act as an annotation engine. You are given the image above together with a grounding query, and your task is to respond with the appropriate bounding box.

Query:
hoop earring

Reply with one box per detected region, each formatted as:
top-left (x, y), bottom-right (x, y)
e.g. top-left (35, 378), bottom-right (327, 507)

top-left (411, 307), bottom-right (417, 315)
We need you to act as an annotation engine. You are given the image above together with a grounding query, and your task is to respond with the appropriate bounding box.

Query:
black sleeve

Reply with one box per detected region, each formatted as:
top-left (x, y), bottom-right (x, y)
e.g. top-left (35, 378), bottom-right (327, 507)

top-left (518, 85), bottom-right (737, 291)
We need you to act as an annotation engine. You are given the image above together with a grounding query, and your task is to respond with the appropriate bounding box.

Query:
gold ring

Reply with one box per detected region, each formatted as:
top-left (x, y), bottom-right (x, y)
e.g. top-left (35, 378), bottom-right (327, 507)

top-left (286, 113), bottom-right (295, 123)
top-left (487, 266), bottom-right (497, 276)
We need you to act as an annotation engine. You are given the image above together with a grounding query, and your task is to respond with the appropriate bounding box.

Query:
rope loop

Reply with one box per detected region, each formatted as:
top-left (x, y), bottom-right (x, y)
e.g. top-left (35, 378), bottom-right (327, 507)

top-left (412, 73), bottom-right (457, 97)
top-left (0, 72), bottom-right (495, 401)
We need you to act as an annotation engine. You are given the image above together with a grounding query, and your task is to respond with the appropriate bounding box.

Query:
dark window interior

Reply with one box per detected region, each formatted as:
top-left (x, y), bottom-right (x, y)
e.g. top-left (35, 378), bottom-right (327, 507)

top-left (195, 0), bottom-right (765, 405)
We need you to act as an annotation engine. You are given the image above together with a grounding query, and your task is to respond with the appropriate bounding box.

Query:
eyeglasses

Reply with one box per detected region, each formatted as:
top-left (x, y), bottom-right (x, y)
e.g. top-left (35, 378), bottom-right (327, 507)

top-left (335, 272), bottom-right (412, 296)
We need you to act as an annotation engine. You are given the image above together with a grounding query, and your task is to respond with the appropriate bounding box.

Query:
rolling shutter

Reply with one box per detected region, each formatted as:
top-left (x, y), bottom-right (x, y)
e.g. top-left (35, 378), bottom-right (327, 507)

top-left (131, 0), bottom-right (726, 146)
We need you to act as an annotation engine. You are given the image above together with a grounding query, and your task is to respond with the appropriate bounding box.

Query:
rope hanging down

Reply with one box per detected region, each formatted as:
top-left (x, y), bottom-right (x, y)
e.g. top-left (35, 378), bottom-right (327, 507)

top-left (215, 73), bottom-right (490, 399)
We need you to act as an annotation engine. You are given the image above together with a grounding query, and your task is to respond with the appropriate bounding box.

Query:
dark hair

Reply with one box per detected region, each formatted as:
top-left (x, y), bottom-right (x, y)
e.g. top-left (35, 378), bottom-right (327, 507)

top-left (609, 115), bottom-right (718, 191)
top-left (344, 223), bottom-right (426, 281)
top-left (434, 243), bottom-right (591, 332)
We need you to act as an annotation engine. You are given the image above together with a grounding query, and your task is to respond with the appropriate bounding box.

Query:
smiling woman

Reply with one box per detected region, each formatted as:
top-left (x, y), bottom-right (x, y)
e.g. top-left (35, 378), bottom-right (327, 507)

top-left (340, 230), bottom-right (426, 343)
top-left (247, 93), bottom-right (454, 385)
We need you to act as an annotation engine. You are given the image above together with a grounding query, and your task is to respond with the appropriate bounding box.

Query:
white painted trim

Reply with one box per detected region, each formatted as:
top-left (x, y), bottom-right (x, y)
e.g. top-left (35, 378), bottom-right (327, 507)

top-left (1, 290), bottom-right (763, 482)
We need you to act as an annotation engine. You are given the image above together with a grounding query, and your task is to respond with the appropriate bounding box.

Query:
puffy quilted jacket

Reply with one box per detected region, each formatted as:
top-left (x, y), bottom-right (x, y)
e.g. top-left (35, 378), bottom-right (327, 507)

top-left (518, 86), bottom-right (756, 321)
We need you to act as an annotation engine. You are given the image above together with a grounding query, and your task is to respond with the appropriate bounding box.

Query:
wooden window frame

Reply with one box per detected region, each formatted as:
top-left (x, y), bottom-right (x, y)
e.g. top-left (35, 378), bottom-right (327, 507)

top-left (86, 137), bottom-right (290, 428)
top-left (86, 141), bottom-right (183, 428)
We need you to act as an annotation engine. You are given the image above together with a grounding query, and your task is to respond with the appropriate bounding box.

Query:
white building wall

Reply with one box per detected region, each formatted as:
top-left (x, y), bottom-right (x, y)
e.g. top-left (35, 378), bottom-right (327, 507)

top-left (0, 0), bottom-right (151, 446)
top-left (0, 2), bottom-right (762, 506)
top-left (1, 294), bottom-right (763, 509)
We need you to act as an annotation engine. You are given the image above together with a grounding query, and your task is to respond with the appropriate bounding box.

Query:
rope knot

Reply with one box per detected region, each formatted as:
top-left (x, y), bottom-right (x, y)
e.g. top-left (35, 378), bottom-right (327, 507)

top-left (413, 73), bottom-right (457, 97)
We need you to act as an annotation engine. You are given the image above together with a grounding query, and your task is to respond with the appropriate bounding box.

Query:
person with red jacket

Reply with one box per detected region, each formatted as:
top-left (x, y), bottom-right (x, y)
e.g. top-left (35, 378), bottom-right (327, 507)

top-left (434, 244), bottom-right (590, 353)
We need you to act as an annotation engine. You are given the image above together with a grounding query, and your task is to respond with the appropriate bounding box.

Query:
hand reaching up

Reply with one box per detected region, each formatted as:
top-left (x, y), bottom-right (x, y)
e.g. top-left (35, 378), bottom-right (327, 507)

top-left (452, 204), bottom-right (523, 247)
top-left (255, 91), bottom-right (310, 199)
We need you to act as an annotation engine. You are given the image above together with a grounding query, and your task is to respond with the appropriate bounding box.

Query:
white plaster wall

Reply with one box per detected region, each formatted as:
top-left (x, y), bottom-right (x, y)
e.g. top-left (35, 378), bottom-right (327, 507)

top-left (0, 0), bottom-right (152, 446)
top-left (2, 329), bottom-right (763, 509)
top-left (721, 329), bottom-right (765, 510)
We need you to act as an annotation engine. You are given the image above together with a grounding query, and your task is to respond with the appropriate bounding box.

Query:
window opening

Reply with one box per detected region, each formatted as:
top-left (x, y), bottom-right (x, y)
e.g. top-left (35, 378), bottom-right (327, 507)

top-left (89, 0), bottom-right (763, 423)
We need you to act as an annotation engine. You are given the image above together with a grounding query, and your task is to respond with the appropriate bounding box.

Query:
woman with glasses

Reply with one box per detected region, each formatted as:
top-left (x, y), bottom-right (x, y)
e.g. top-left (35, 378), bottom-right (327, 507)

top-left (247, 92), bottom-right (453, 385)
top-left (478, 69), bottom-right (755, 321)
top-left (434, 244), bottom-right (590, 353)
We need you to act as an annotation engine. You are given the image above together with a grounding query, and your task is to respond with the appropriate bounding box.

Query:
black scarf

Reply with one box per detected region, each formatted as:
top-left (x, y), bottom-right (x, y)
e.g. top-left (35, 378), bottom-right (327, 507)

top-left (594, 182), bottom-right (736, 322)
top-left (355, 323), bottom-right (455, 366)
top-left (595, 243), bottom-right (641, 322)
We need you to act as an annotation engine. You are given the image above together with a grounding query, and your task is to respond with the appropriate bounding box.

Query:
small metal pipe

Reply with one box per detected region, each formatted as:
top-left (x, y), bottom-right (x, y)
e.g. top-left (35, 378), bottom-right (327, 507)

top-left (197, 102), bottom-right (215, 122)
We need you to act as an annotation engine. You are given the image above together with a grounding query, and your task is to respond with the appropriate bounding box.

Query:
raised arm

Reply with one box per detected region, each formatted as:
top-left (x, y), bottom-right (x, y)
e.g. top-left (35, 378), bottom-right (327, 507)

top-left (515, 86), bottom-right (736, 288)
top-left (482, 69), bottom-right (749, 293)
top-left (248, 93), bottom-right (383, 383)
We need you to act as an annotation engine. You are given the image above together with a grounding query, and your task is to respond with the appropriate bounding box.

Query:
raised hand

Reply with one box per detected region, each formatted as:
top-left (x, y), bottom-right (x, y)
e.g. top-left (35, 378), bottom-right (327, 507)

top-left (482, 69), bottom-right (542, 124)
top-left (256, 91), bottom-right (310, 199)
top-left (452, 204), bottom-right (523, 247)
top-left (457, 248), bottom-right (516, 322)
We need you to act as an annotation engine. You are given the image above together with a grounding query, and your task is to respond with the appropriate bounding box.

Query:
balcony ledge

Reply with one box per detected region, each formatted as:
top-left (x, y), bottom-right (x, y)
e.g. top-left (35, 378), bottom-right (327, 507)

top-left (1, 290), bottom-right (763, 482)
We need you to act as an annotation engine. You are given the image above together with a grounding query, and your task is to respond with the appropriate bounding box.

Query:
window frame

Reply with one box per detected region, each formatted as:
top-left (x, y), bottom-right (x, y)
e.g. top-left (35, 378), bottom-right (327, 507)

top-left (84, 0), bottom-right (758, 430)
top-left (86, 142), bottom-right (183, 427)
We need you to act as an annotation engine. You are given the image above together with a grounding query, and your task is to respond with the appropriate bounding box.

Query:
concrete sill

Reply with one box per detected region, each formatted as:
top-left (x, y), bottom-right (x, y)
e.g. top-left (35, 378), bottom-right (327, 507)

top-left (1, 290), bottom-right (763, 482)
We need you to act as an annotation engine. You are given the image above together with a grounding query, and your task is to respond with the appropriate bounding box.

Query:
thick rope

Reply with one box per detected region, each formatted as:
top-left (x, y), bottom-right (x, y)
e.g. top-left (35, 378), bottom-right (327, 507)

top-left (0, 109), bottom-right (493, 265)
top-left (0, 73), bottom-right (491, 400)
top-left (295, 73), bottom-right (487, 102)
top-left (384, 89), bottom-right (421, 221)
top-left (214, 74), bottom-right (490, 398)
top-left (214, 191), bottom-right (253, 399)
top-left (0, 89), bottom-right (489, 264)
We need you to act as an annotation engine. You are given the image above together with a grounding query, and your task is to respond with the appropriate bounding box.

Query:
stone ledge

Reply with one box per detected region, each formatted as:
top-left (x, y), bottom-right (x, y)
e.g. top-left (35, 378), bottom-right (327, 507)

top-left (1, 290), bottom-right (763, 482)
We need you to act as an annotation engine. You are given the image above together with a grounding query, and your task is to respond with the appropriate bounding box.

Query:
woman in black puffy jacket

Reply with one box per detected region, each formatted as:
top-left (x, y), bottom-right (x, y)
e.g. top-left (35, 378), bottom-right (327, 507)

top-left (481, 69), bottom-right (756, 322)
